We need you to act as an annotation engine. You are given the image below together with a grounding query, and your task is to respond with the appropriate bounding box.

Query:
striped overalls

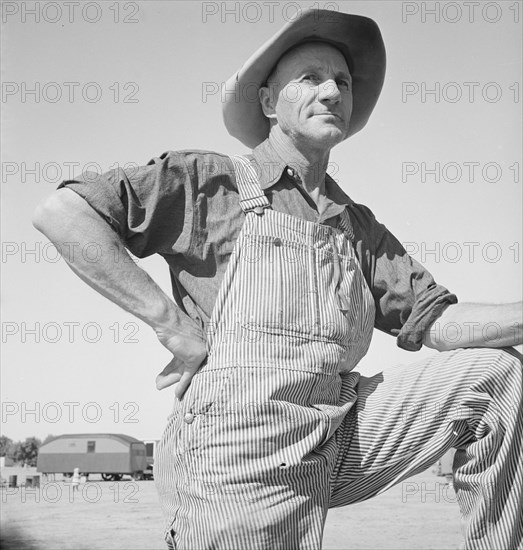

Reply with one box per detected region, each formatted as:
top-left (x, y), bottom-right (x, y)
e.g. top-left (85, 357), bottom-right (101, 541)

top-left (156, 156), bottom-right (523, 550)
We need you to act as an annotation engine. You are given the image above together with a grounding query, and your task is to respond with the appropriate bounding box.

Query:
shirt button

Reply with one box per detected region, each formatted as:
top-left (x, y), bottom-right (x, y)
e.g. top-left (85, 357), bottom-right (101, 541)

top-left (183, 413), bottom-right (194, 424)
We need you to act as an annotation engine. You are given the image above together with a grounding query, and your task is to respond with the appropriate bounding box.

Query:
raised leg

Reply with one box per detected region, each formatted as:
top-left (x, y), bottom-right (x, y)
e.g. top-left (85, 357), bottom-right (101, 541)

top-left (330, 348), bottom-right (523, 550)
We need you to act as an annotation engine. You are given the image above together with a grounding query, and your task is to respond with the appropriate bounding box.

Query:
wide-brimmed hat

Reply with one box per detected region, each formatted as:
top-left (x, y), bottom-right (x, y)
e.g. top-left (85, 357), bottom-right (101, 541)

top-left (222, 10), bottom-right (386, 148)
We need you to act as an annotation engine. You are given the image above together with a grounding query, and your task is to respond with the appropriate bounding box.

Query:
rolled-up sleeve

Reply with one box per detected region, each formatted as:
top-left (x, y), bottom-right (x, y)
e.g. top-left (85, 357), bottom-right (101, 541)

top-left (350, 203), bottom-right (458, 351)
top-left (57, 151), bottom-right (195, 258)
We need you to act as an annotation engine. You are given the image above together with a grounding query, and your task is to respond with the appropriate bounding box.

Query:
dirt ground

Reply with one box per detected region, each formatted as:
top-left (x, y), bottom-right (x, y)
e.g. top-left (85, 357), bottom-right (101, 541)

top-left (1, 466), bottom-right (462, 550)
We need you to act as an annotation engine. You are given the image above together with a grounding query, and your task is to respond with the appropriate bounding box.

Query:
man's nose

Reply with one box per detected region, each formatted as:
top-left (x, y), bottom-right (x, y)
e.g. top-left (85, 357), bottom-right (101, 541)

top-left (318, 79), bottom-right (341, 103)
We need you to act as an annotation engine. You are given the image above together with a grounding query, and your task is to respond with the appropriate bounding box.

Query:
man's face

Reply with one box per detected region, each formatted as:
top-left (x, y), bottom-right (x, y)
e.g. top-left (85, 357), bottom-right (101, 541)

top-left (260, 42), bottom-right (353, 150)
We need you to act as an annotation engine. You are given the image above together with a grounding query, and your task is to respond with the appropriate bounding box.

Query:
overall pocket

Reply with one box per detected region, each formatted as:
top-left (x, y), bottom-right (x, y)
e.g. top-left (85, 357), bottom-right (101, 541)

top-left (161, 366), bottom-right (236, 456)
top-left (238, 233), bottom-right (318, 339)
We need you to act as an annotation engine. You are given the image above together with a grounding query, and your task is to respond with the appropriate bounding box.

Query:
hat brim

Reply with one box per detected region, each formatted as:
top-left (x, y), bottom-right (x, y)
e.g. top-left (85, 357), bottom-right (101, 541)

top-left (222, 10), bottom-right (386, 149)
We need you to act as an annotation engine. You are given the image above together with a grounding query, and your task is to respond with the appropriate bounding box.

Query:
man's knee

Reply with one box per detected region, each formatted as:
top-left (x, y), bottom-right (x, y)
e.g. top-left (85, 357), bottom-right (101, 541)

top-left (488, 347), bottom-right (522, 380)
top-left (459, 348), bottom-right (522, 417)
top-left (485, 348), bottom-right (523, 419)
top-left (450, 347), bottom-right (522, 385)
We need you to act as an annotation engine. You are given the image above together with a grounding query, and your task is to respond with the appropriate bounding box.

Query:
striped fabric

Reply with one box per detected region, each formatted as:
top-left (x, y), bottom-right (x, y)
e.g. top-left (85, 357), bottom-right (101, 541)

top-left (330, 347), bottom-right (523, 550)
top-left (155, 156), bottom-right (523, 550)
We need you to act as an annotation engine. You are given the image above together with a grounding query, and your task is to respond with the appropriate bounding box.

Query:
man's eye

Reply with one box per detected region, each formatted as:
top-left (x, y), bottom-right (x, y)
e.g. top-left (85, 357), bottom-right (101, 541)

top-left (302, 74), bottom-right (319, 83)
top-left (337, 79), bottom-right (351, 90)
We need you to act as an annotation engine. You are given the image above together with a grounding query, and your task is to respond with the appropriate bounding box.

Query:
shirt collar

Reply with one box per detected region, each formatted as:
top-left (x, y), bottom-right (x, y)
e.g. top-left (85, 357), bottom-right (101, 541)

top-left (251, 138), bottom-right (289, 190)
top-left (251, 138), bottom-right (353, 209)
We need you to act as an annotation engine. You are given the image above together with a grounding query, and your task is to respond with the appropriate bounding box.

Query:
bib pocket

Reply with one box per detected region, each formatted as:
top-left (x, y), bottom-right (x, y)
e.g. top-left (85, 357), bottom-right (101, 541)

top-left (238, 233), bottom-right (318, 340)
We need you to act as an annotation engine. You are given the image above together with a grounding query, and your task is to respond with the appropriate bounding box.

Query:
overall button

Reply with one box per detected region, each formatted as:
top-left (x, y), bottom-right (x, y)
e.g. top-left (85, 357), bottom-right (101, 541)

top-left (253, 206), bottom-right (265, 215)
top-left (286, 167), bottom-right (295, 177)
top-left (183, 413), bottom-right (195, 424)
top-left (273, 237), bottom-right (282, 247)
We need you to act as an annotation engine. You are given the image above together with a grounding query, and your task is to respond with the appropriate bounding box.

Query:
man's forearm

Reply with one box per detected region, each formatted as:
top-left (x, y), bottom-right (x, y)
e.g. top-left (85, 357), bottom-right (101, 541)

top-left (423, 302), bottom-right (523, 351)
top-left (32, 188), bottom-right (204, 343)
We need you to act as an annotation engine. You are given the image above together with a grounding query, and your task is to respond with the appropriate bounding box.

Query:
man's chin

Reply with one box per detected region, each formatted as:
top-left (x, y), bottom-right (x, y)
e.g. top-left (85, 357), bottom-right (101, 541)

top-left (289, 126), bottom-right (347, 150)
top-left (310, 129), bottom-right (347, 148)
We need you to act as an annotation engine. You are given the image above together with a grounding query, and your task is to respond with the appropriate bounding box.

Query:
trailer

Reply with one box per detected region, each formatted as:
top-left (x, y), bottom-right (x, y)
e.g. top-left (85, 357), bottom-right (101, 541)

top-left (37, 433), bottom-right (147, 481)
top-left (142, 439), bottom-right (160, 480)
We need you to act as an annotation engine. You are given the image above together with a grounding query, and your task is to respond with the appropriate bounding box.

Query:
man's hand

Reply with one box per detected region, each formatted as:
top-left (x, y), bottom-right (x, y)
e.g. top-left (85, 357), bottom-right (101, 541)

top-left (155, 331), bottom-right (208, 398)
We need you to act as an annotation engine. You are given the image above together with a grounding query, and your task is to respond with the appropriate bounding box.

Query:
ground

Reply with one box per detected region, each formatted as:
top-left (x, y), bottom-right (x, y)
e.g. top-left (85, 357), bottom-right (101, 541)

top-left (1, 466), bottom-right (461, 550)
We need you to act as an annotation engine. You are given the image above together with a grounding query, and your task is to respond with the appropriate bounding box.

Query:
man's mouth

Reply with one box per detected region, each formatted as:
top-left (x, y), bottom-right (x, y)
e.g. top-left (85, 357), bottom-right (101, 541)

top-left (315, 112), bottom-right (343, 121)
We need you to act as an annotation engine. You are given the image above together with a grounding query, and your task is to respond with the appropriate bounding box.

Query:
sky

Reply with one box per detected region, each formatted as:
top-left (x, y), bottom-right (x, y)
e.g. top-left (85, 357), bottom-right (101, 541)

top-left (1, 0), bottom-right (522, 443)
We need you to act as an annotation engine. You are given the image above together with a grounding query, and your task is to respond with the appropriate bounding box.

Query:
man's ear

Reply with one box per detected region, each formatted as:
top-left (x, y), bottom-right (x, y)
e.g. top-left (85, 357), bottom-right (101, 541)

top-left (259, 86), bottom-right (277, 120)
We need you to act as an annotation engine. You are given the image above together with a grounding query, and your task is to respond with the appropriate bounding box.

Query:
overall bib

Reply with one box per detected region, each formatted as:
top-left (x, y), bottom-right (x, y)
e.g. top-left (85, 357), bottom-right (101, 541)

top-left (155, 155), bottom-right (376, 549)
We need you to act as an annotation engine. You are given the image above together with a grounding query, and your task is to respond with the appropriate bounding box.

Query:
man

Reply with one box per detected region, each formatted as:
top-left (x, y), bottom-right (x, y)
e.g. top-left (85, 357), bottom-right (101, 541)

top-left (33, 10), bottom-right (522, 550)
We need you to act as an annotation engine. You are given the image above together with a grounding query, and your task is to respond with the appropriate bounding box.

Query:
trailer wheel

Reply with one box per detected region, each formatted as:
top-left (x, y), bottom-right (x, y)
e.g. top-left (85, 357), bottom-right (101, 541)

top-left (101, 474), bottom-right (123, 481)
top-left (131, 472), bottom-right (144, 481)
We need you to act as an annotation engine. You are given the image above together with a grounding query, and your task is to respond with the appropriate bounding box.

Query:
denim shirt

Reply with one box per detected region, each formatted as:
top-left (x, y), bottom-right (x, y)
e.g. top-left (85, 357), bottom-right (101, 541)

top-left (59, 139), bottom-right (457, 351)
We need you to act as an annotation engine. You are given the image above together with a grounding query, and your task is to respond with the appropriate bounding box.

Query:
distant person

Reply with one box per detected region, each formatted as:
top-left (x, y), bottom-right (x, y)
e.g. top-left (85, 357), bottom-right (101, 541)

top-left (71, 467), bottom-right (80, 493)
top-left (33, 9), bottom-right (522, 550)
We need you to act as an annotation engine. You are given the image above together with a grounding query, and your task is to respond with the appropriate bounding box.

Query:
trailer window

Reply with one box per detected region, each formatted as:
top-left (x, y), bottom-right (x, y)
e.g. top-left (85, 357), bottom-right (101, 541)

top-left (87, 441), bottom-right (96, 453)
top-left (145, 443), bottom-right (154, 457)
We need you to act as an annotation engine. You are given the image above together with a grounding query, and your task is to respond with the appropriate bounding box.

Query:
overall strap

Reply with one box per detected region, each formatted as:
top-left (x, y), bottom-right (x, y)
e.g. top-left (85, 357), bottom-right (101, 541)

top-left (229, 155), bottom-right (271, 214)
top-left (338, 208), bottom-right (355, 241)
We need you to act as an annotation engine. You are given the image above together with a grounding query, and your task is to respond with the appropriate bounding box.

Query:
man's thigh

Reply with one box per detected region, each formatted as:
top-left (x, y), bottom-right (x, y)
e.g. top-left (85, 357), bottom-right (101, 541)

top-left (330, 347), bottom-right (522, 507)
